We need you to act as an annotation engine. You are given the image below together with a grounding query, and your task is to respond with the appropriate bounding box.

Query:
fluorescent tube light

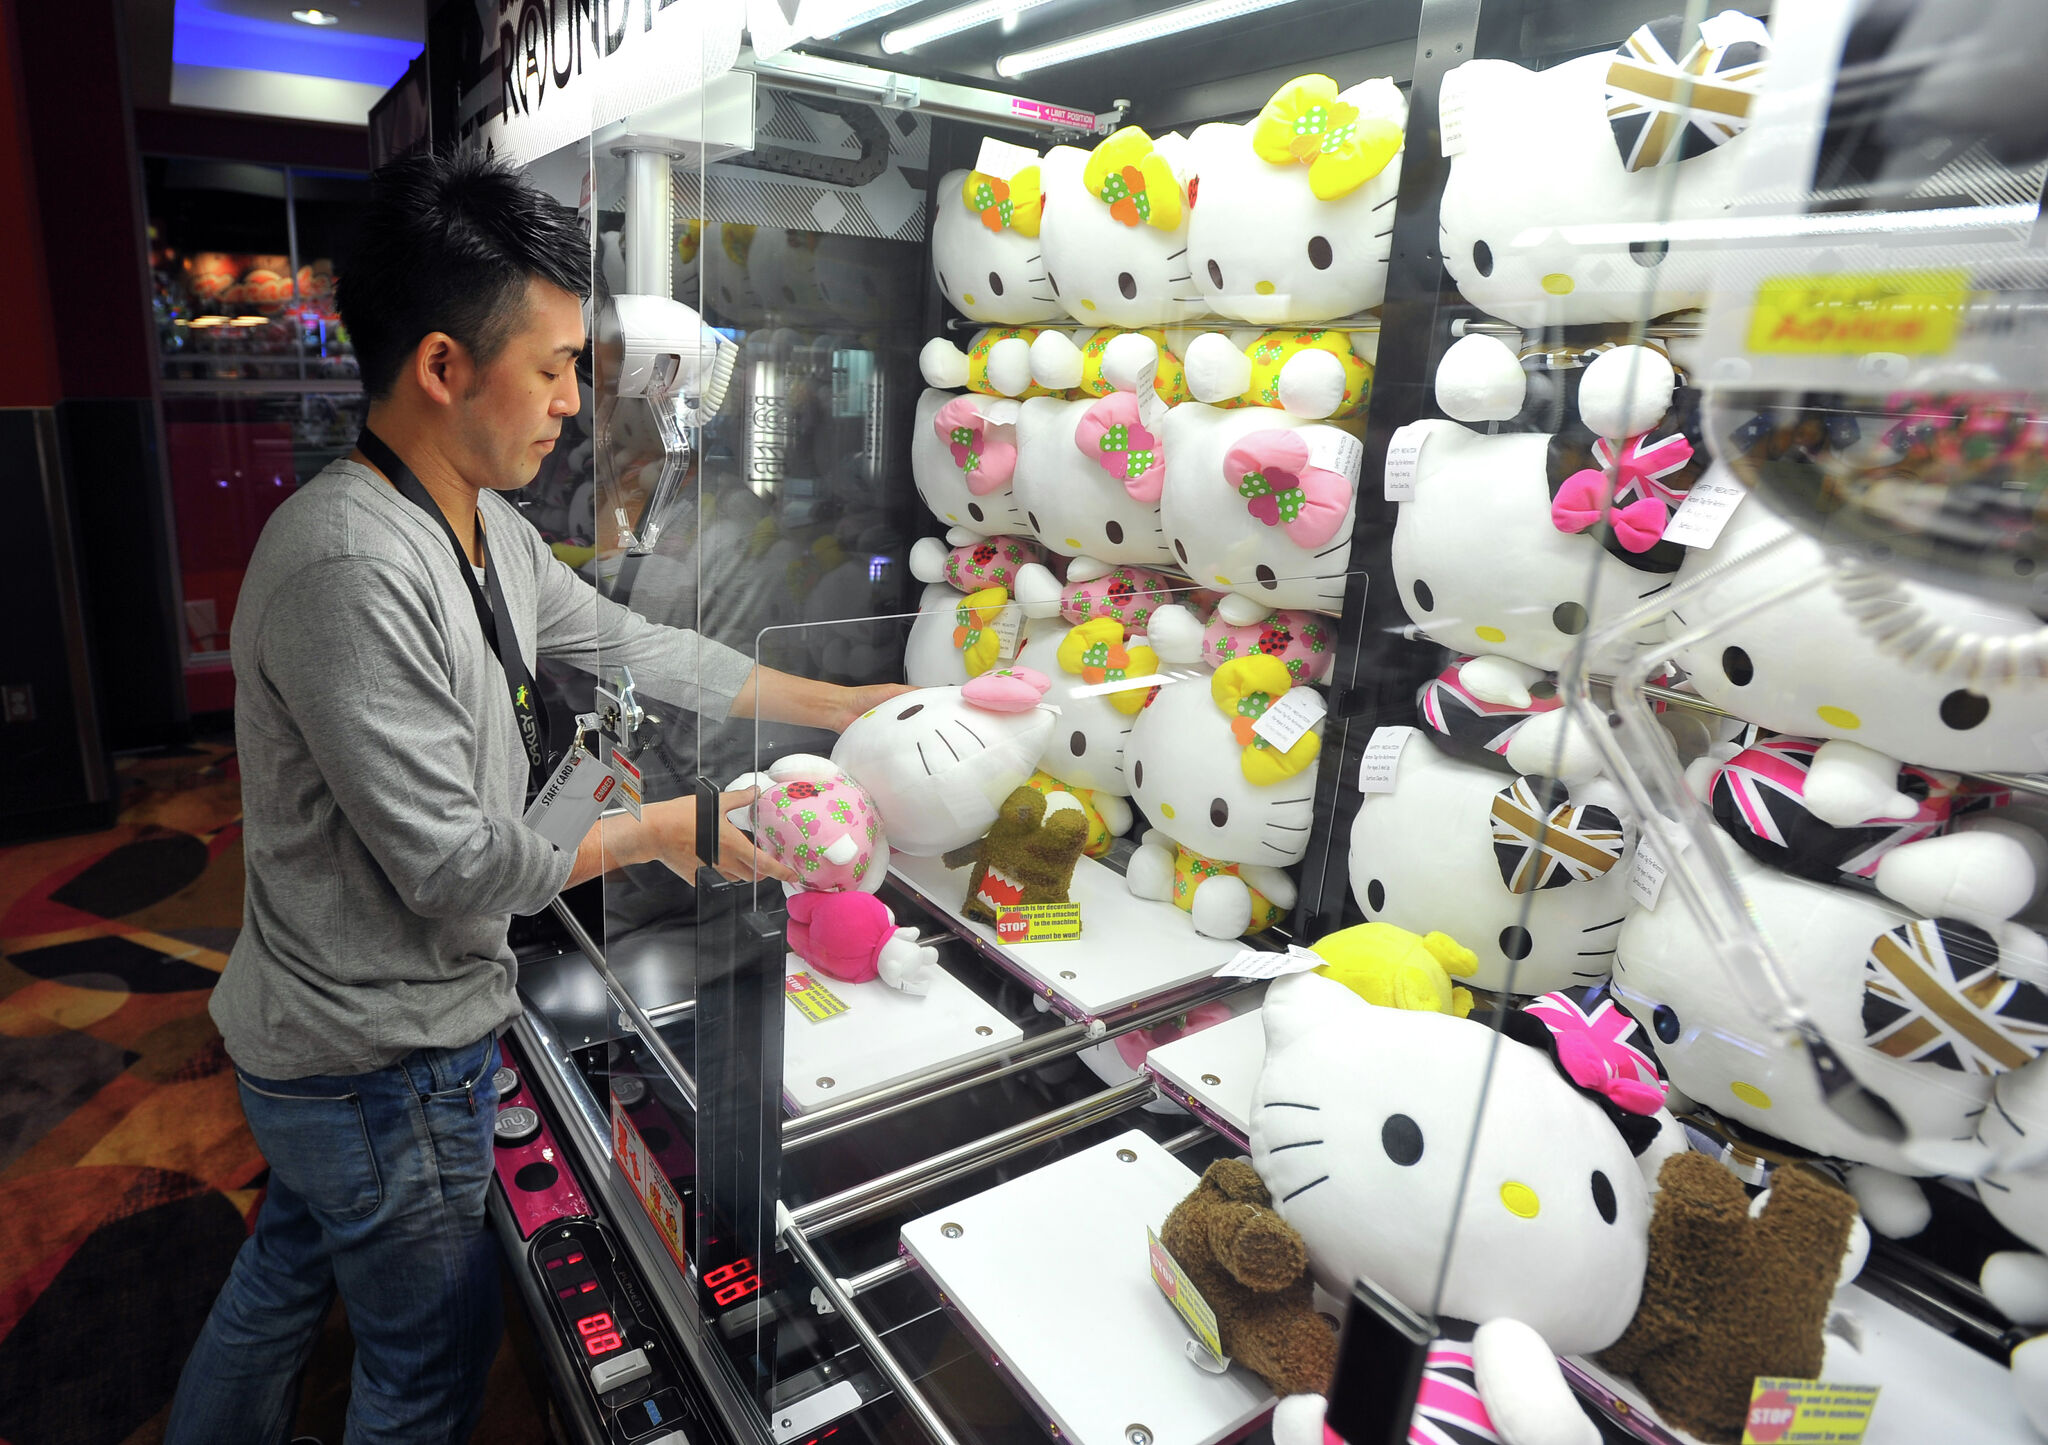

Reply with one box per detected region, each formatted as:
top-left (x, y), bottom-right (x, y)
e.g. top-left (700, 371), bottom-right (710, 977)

top-left (882, 0), bottom-right (1060, 53)
top-left (800, 0), bottom-right (926, 38)
top-left (996, 0), bottom-right (1306, 76)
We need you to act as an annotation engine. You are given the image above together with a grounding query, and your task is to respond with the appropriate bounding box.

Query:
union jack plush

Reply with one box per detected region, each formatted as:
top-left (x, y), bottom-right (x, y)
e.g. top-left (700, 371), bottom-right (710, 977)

top-left (1525, 987), bottom-right (1667, 1116)
top-left (1416, 661), bottom-right (1560, 768)
top-left (1708, 736), bottom-right (1957, 885)
top-left (1863, 918), bottom-right (2048, 1075)
top-left (1489, 777), bottom-right (1628, 894)
top-left (1605, 13), bottom-right (1770, 173)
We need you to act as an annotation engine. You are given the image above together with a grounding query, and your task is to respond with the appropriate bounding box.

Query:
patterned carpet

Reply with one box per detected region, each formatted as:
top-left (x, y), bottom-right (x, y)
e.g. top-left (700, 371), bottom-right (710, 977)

top-left (0, 743), bottom-right (553, 1445)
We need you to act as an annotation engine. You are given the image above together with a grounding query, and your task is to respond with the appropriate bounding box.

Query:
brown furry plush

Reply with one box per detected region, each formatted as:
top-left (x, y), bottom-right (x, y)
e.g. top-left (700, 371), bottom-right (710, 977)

top-left (1159, 1159), bottom-right (1337, 1397)
top-left (961, 786), bottom-right (1089, 926)
top-left (1600, 1152), bottom-right (1857, 1443)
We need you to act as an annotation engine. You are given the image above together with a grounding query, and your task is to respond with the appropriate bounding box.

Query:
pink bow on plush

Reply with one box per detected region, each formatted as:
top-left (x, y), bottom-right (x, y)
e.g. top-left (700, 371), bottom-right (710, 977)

top-left (1552, 430), bottom-right (1694, 552)
top-left (934, 396), bottom-right (1016, 496)
top-left (1075, 392), bottom-right (1165, 503)
top-left (1525, 991), bottom-right (1667, 1116)
top-left (1222, 430), bottom-right (1351, 549)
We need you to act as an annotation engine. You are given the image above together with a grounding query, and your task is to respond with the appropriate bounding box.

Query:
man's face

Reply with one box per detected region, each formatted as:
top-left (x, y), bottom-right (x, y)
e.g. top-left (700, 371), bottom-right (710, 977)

top-left (457, 277), bottom-right (585, 491)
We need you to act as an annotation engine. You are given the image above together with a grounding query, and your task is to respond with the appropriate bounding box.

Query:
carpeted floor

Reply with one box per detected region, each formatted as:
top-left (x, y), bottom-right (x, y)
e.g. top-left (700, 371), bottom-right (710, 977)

top-left (0, 742), bottom-right (556, 1445)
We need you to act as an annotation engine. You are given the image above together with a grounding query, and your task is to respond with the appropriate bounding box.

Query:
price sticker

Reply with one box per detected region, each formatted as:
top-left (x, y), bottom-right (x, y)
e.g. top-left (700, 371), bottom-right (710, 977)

top-left (1359, 725), bottom-right (1415, 793)
top-left (1215, 944), bottom-right (1323, 980)
top-left (1662, 470), bottom-right (1750, 549)
top-left (994, 901), bottom-right (1082, 944)
top-left (1382, 422), bottom-right (1430, 501)
top-left (974, 136), bottom-right (1040, 182)
top-left (1147, 1227), bottom-right (1229, 1371)
top-left (1741, 1378), bottom-right (1880, 1444)
top-left (785, 971), bottom-right (851, 1023)
top-left (1251, 687), bottom-right (1328, 752)
top-left (1309, 427), bottom-right (1364, 482)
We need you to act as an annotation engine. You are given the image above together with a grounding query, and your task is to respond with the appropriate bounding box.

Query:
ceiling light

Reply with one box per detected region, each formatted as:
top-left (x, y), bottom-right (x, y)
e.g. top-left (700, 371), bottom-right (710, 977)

top-left (882, 0), bottom-right (1059, 53)
top-left (801, 0), bottom-right (924, 38)
top-left (229, 315), bottom-right (270, 326)
top-left (291, 8), bottom-right (341, 25)
top-left (996, 0), bottom-right (1304, 76)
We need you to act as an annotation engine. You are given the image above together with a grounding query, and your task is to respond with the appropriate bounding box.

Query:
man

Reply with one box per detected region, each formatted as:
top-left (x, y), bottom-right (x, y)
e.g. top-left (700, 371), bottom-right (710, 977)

top-left (167, 152), bottom-right (903, 1445)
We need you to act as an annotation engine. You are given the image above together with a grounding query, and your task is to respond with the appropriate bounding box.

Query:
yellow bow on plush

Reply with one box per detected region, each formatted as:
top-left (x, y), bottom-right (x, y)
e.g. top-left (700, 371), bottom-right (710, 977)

top-left (1056, 617), bottom-right (1160, 716)
top-left (1252, 75), bottom-right (1402, 202)
top-left (1211, 656), bottom-right (1321, 785)
top-left (963, 166), bottom-right (1043, 238)
top-left (954, 586), bottom-right (1011, 676)
top-left (1082, 127), bottom-right (1184, 232)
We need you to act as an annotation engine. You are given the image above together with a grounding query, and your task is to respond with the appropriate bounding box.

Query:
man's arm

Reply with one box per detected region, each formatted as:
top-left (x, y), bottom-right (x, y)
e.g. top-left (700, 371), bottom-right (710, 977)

top-left (262, 554), bottom-right (573, 920)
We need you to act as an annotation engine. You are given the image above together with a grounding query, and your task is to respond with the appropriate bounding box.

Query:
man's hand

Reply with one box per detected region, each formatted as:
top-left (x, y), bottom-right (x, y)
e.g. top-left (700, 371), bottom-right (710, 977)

top-left (643, 788), bottom-right (798, 885)
top-left (728, 668), bottom-right (920, 735)
top-left (830, 682), bottom-right (919, 732)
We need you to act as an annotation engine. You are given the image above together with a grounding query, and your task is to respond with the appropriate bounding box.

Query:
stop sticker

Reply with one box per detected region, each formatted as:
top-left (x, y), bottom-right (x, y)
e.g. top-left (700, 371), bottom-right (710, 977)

top-left (1746, 1387), bottom-right (1796, 1444)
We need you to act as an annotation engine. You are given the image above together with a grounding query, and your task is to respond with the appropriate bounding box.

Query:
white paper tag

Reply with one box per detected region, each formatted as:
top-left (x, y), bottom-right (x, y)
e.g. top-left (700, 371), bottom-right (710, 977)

top-left (1358, 725), bottom-right (1415, 793)
top-left (1627, 833), bottom-right (1670, 908)
top-left (524, 745), bottom-right (615, 851)
top-left (980, 397), bottom-right (1023, 426)
top-left (974, 137), bottom-right (1039, 182)
top-left (1215, 943), bottom-right (1324, 980)
top-left (1439, 69), bottom-right (1470, 157)
top-left (1308, 427), bottom-right (1364, 482)
top-left (992, 605), bottom-right (1024, 659)
top-left (608, 746), bottom-right (644, 821)
top-left (1382, 421), bottom-right (1430, 502)
top-left (1137, 385), bottom-right (1170, 437)
top-left (1251, 687), bottom-right (1328, 752)
top-left (1661, 472), bottom-right (1749, 549)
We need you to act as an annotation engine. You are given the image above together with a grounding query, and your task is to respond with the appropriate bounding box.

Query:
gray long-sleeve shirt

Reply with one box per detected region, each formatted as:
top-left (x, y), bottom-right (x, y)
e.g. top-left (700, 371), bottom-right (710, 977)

top-left (211, 458), bottom-right (757, 1078)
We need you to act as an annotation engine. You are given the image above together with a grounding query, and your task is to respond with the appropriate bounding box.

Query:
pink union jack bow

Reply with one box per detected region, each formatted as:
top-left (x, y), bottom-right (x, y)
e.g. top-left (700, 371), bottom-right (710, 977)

top-left (1552, 429), bottom-right (1695, 553)
top-left (1526, 990), bottom-right (1667, 1115)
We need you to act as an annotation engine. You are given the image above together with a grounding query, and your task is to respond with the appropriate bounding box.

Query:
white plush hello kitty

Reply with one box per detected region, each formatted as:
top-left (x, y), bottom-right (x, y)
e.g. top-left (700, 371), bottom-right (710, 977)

top-left (1667, 487), bottom-right (2048, 783)
top-left (1180, 326), bottom-right (1376, 420)
top-left (1437, 12), bottom-right (1770, 329)
top-left (905, 582), bottom-right (975, 688)
top-left (1160, 403), bottom-right (1361, 625)
top-left (1349, 726), bottom-right (1641, 995)
top-left (1010, 619), bottom-right (1158, 856)
top-left (1124, 656), bottom-right (1319, 938)
top-left (1027, 324), bottom-right (1198, 405)
top-left (1186, 75), bottom-right (1406, 325)
top-left (1038, 126), bottom-right (1204, 328)
top-left (922, 162), bottom-right (1068, 398)
top-left (1253, 971), bottom-right (1657, 1445)
top-left (912, 388), bottom-right (1032, 538)
top-left (1958, 1063), bottom-right (2048, 1435)
top-left (700, 221), bottom-right (763, 326)
top-left (832, 668), bottom-right (1056, 857)
top-left (1014, 393), bottom-right (1177, 573)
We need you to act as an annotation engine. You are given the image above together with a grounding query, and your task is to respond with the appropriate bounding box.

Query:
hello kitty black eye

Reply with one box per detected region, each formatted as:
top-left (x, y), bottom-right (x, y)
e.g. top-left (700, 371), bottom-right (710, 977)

top-left (1118, 271), bottom-right (1137, 300)
top-left (1940, 689), bottom-right (1990, 730)
top-left (1256, 565), bottom-right (1277, 590)
top-left (1308, 235), bottom-right (1332, 270)
top-left (1653, 1004), bottom-right (1680, 1044)
top-left (1629, 239), bottom-right (1669, 268)
top-left (1070, 730), bottom-right (1087, 757)
top-left (1210, 798), bottom-right (1229, 827)
top-left (1132, 759), bottom-right (1144, 788)
top-left (1591, 1170), bottom-right (1617, 1224)
top-left (968, 503), bottom-right (985, 523)
top-left (896, 703), bottom-right (924, 720)
top-left (1552, 602), bottom-right (1587, 634)
top-left (1499, 926), bottom-right (1533, 960)
top-left (1028, 512), bottom-right (1042, 533)
top-left (1365, 879), bottom-right (1385, 911)
top-left (1721, 647), bottom-right (1754, 686)
top-left (1174, 539), bottom-right (1189, 564)
top-left (1207, 258), bottom-right (1224, 288)
top-left (1472, 240), bottom-right (1494, 277)
top-left (1106, 520), bottom-right (1125, 545)
top-left (1381, 1114), bottom-right (1424, 1166)
top-left (1412, 579), bottom-right (1435, 612)
top-left (987, 270), bottom-right (1004, 297)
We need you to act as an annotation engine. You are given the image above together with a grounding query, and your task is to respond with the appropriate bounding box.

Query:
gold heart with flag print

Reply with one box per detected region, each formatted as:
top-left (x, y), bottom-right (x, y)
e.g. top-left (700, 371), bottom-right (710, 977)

top-left (1862, 917), bottom-right (2048, 1075)
top-left (1488, 777), bottom-right (1628, 894)
top-left (1604, 12), bottom-right (1770, 173)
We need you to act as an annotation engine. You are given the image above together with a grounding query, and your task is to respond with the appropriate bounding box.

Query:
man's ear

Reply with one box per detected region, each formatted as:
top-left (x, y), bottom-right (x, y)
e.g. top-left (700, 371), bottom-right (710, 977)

top-left (413, 331), bottom-right (469, 406)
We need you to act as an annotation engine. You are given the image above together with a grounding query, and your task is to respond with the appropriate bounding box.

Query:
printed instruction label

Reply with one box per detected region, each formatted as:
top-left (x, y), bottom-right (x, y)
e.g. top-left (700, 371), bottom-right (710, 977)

top-left (1438, 69), bottom-right (1470, 157)
top-left (1747, 269), bottom-right (1970, 357)
top-left (1382, 422), bottom-right (1430, 501)
top-left (1309, 427), bottom-right (1365, 482)
top-left (1627, 833), bottom-right (1670, 908)
top-left (1251, 687), bottom-right (1328, 752)
top-left (1741, 1378), bottom-right (1880, 1444)
top-left (995, 901), bottom-right (1083, 944)
top-left (607, 746), bottom-right (644, 820)
top-left (1216, 943), bottom-right (1323, 980)
top-left (1359, 725), bottom-right (1415, 793)
top-left (1147, 1227), bottom-right (1229, 1370)
top-left (1009, 98), bottom-right (1097, 131)
top-left (785, 970), bottom-right (851, 1023)
top-left (613, 1097), bottom-right (688, 1274)
top-left (975, 136), bottom-right (1041, 182)
top-left (1662, 469), bottom-right (1750, 549)
top-left (992, 604), bottom-right (1025, 659)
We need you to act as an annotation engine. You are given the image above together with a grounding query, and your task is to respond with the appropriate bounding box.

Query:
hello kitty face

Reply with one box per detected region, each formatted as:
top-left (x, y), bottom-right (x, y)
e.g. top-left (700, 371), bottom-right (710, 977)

top-left (1013, 621), bottom-right (1156, 797)
top-left (1161, 403), bottom-right (1360, 615)
top-left (931, 167), bottom-right (1064, 327)
top-left (1185, 76), bottom-right (1406, 327)
top-left (1668, 490), bottom-right (2048, 775)
top-left (1392, 424), bottom-right (1671, 672)
top-left (1350, 730), bottom-right (1637, 995)
top-left (1437, 18), bottom-right (1766, 329)
top-left (1014, 396), bottom-right (1175, 568)
top-left (1127, 659), bottom-right (1320, 867)
top-left (831, 672), bottom-right (1055, 856)
top-left (913, 388), bottom-right (1032, 537)
top-left (701, 222), bottom-right (762, 327)
top-left (1252, 971), bottom-right (1649, 1354)
top-left (1038, 129), bottom-right (1205, 328)
top-left (740, 228), bottom-right (828, 322)
top-left (1611, 835), bottom-right (1993, 1175)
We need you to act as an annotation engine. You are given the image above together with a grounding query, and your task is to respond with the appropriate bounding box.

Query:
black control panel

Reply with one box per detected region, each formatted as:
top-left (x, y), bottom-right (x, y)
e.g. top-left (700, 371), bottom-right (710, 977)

top-left (532, 1219), bottom-right (699, 1444)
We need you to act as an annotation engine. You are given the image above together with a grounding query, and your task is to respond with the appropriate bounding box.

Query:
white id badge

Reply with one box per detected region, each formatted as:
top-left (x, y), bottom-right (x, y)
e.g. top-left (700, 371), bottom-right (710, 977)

top-left (524, 746), bottom-right (616, 852)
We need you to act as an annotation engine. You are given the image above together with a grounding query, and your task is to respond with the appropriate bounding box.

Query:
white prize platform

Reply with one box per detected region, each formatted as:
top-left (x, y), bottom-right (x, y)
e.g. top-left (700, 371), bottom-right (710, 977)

top-left (1143, 1010), bottom-right (1265, 1148)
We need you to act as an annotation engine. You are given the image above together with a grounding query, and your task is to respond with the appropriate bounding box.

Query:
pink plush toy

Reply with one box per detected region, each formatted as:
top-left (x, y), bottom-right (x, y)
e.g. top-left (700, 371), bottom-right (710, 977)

top-left (784, 891), bottom-right (925, 987)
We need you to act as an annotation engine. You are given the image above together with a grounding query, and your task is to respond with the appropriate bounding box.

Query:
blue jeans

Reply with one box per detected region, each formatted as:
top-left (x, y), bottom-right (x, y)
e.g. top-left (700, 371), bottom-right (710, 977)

top-left (166, 1034), bottom-right (504, 1445)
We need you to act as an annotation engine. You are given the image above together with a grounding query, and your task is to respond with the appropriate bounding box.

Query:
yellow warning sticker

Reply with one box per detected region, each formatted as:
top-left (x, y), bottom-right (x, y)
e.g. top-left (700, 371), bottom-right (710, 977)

top-left (784, 971), bottom-right (850, 1023)
top-left (1147, 1227), bottom-right (1226, 1367)
top-left (993, 901), bottom-right (1083, 944)
top-left (1741, 1377), bottom-right (1881, 1444)
top-left (1748, 269), bottom-right (1970, 356)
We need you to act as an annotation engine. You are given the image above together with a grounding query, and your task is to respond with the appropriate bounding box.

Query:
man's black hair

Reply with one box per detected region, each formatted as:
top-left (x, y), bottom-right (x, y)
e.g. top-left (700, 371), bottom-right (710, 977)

top-left (339, 149), bottom-right (590, 400)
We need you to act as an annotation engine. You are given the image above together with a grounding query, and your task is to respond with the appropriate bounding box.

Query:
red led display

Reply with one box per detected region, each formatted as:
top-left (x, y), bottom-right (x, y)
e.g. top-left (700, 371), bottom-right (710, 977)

top-left (704, 1258), bottom-right (761, 1307)
top-left (583, 1331), bottom-right (623, 1356)
top-left (577, 1313), bottom-right (615, 1337)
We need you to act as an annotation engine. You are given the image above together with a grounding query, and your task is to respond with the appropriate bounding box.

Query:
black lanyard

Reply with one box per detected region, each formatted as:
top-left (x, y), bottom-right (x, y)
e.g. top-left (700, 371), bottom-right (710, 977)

top-left (358, 428), bottom-right (550, 789)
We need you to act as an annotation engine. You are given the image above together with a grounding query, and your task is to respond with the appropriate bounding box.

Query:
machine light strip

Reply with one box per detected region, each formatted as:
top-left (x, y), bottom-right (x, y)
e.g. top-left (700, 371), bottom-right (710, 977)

top-left (882, 0), bottom-right (1061, 54)
top-left (995, 0), bottom-right (1307, 76)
